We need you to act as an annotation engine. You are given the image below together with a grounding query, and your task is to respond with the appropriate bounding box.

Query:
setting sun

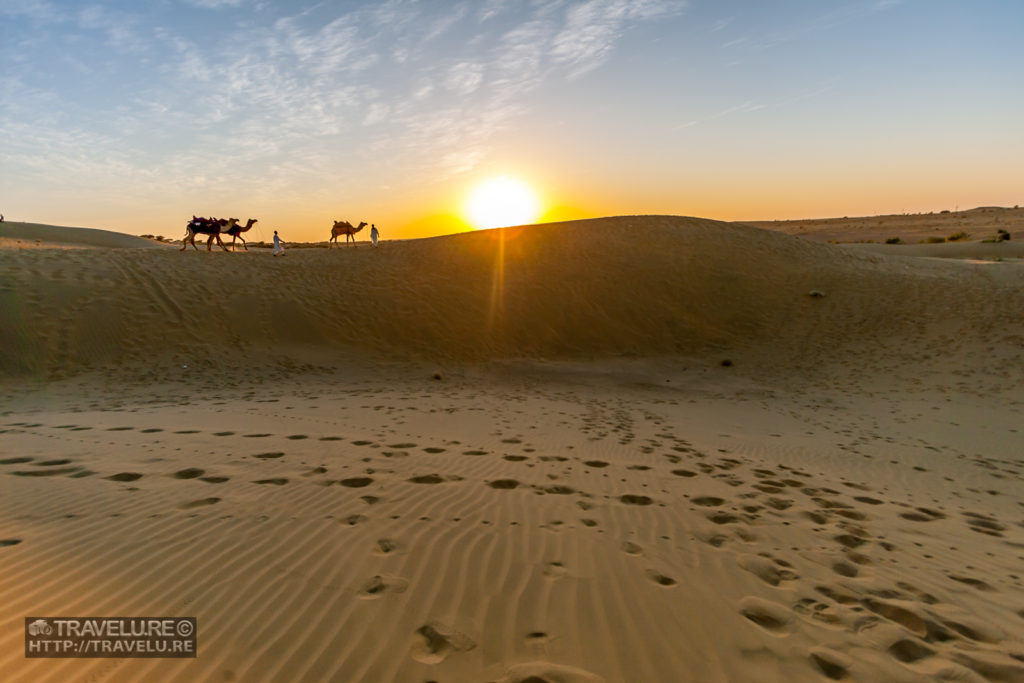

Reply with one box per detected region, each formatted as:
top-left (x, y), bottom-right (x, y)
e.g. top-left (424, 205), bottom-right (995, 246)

top-left (465, 177), bottom-right (541, 229)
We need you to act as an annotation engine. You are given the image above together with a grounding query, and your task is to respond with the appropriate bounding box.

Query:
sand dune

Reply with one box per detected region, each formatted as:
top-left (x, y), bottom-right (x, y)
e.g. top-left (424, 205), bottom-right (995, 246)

top-left (0, 222), bottom-right (165, 250)
top-left (746, 205), bottom-right (1024, 245)
top-left (2, 215), bottom-right (1021, 378)
top-left (2, 216), bottom-right (1023, 682)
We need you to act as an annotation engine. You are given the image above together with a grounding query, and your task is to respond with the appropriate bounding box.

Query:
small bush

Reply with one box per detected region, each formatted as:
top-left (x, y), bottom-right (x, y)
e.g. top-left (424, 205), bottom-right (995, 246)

top-left (947, 231), bottom-right (970, 242)
top-left (886, 237), bottom-right (902, 244)
top-left (924, 237), bottom-right (945, 244)
top-left (998, 229), bottom-right (1011, 241)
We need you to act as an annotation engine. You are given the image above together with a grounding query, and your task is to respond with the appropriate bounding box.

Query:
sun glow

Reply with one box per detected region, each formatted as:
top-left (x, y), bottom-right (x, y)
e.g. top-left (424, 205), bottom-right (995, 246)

top-left (465, 177), bottom-right (541, 229)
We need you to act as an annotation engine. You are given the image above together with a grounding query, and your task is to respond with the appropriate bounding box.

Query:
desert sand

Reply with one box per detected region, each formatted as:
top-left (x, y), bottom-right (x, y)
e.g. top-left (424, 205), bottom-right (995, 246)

top-left (1, 215), bottom-right (1023, 682)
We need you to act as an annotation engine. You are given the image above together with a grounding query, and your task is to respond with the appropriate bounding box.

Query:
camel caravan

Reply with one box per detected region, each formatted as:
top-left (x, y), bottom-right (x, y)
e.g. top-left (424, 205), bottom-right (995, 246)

top-left (181, 216), bottom-right (379, 251)
top-left (181, 216), bottom-right (258, 251)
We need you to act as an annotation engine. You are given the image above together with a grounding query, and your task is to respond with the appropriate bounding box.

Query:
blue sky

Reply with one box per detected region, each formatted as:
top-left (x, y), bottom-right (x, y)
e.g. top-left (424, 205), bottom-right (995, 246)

top-left (2, 0), bottom-right (1022, 240)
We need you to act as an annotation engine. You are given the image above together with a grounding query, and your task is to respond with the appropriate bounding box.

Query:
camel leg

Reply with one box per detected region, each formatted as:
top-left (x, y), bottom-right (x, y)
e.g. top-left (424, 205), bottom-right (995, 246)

top-left (239, 236), bottom-right (248, 251)
top-left (215, 234), bottom-right (228, 252)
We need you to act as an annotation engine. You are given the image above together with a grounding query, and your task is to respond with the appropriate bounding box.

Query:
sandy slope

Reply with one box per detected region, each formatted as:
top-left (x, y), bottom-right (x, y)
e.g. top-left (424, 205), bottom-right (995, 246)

top-left (1, 216), bottom-right (1023, 682)
top-left (0, 222), bottom-right (165, 249)
top-left (745, 206), bottom-right (1024, 245)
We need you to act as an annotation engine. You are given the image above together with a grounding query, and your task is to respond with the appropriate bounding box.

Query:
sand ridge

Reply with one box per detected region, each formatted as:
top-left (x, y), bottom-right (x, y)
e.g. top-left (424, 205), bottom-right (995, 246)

top-left (3, 215), bottom-right (1022, 380)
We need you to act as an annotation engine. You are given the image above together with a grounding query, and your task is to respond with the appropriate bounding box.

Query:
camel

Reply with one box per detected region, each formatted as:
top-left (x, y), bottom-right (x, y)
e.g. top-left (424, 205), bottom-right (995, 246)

top-left (181, 216), bottom-right (237, 252)
top-left (329, 220), bottom-right (368, 247)
top-left (225, 218), bottom-right (258, 251)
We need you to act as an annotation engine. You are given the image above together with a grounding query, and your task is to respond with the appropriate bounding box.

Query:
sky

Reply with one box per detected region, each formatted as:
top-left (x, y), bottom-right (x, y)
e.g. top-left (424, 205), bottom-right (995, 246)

top-left (2, 0), bottom-right (1022, 241)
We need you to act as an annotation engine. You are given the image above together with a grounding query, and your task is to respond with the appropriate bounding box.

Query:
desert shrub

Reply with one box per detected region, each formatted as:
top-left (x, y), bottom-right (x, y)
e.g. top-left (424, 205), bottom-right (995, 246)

top-left (940, 209), bottom-right (950, 214)
top-left (141, 234), bottom-right (154, 239)
top-left (947, 231), bottom-right (970, 242)
top-left (924, 237), bottom-right (945, 244)
top-left (998, 229), bottom-right (1011, 241)
top-left (886, 237), bottom-right (902, 244)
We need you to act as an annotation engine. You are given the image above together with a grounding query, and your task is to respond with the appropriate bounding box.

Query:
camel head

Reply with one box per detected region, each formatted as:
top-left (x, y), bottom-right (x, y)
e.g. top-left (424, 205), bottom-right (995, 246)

top-left (243, 218), bottom-right (257, 229)
top-left (357, 221), bottom-right (368, 230)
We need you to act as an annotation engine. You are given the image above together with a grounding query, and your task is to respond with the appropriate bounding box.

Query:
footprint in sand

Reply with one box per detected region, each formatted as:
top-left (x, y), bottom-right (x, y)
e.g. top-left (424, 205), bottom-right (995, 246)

top-left (900, 507), bottom-right (946, 522)
top-left (1, 539), bottom-right (22, 548)
top-left (583, 460), bottom-right (609, 468)
top-left (887, 638), bottom-right (934, 663)
top-left (178, 497), bottom-right (220, 509)
top-left (691, 496), bottom-right (725, 507)
top-left (358, 574), bottom-right (409, 599)
top-left (0, 457), bottom-right (34, 465)
top-left (410, 622), bottom-right (475, 664)
top-left (173, 468), bottom-right (204, 479)
top-left (253, 478), bottom-right (288, 485)
top-left (286, 435), bottom-right (308, 440)
top-left (106, 472), bottom-right (143, 482)
top-left (738, 596), bottom-right (792, 634)
top-left (244, 433), bottom-right (272, 438)
top-left (408, 474), bottom-right (446, 484)
top-left (962, 511), bottom-right (1006, 537)
top-left (423, 447), bottom-right (446, 453)
top-left (340, 477), bottom-right (374, 488)
top-left (737, 554), bottom-right (799, 586)
top-left (646, 570), bottom-right (677, 587)
top-left (374, 538), bottom-right (397, 555)
top-left (488, 479), bottom-right (520, 489)
top-left (11, 467), bottom-right (81, 477)
top-left (620, 494), bottom-right (654, 506)
top-left (254, 452), bottom-right (285, 459)
top-left (213, 432), bottom-right (234, 437)
top-left (948, 575), bottom-right (996, 592)
top-left (200, 476), bottom-right (229, 484)
top-left (809, 648), bottom-right (852, 680)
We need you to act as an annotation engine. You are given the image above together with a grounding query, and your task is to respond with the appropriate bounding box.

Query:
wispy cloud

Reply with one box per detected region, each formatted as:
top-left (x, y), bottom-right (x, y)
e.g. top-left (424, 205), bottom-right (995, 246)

top-left (2, 0), bottom-right (689, 205)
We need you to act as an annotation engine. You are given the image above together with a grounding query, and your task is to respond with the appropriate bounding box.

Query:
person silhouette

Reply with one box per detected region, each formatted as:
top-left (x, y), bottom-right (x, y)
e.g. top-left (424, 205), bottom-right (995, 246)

top-left (370, 224), bottom-right (379, 248)
top-left (272, 230), bottom-right (285, 256)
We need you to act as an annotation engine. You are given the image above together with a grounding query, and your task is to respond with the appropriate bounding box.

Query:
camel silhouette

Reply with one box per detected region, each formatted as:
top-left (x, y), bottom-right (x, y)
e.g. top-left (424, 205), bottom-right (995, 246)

top-left (181, 217), bottom-right (237, 252)
top-left (329, 220), bottom-right (367, 247)
top-left (225, 218), bottom-right (258, 251)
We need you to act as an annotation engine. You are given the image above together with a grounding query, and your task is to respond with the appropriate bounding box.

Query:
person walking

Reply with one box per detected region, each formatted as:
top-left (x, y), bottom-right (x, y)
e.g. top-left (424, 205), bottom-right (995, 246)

top-left (272, 230), bottom-right (285, 256)
top-left (370, 224), bottom-right (379, 248)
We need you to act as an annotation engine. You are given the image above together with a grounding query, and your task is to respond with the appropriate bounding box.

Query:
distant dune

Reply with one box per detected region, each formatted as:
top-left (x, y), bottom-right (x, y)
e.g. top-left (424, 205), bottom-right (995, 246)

top-left (1, 215), bottom-right (1021, 380)
top-left (744, 205), bottom-right (1024, 244)
top-left (0, 221), bottom-right (164, 249)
